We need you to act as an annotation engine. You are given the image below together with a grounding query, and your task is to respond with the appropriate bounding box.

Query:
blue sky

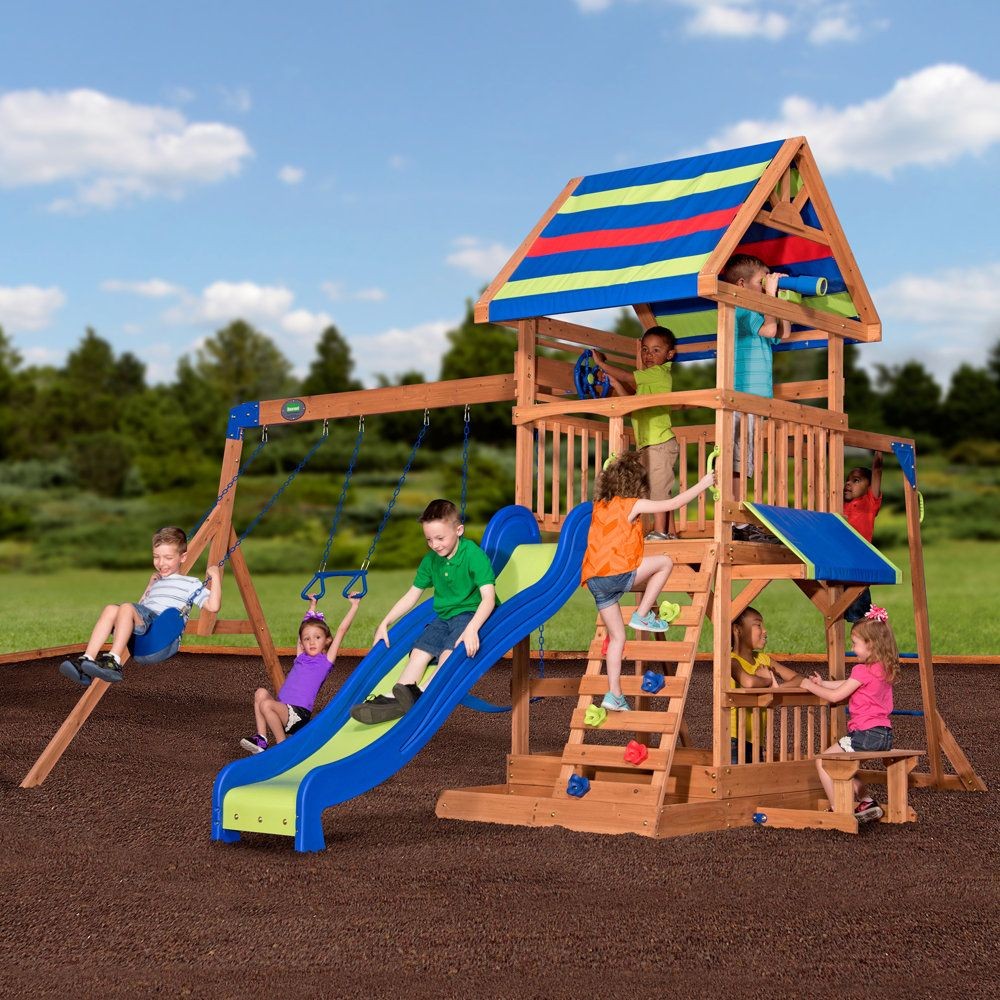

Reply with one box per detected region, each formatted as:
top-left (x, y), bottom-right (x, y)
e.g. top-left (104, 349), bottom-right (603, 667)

top-left (1, 0), bottom-right (998, 388)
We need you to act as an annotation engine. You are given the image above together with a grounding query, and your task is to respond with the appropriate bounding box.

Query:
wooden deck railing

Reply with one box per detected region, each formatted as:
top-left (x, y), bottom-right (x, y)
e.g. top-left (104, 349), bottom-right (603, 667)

top-left (728, 690), bottom-right (836, 764)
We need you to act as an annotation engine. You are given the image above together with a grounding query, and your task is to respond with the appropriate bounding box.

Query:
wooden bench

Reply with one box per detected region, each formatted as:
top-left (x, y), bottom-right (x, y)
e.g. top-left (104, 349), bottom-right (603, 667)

top-left (818, 749), bottom-right (923, 824)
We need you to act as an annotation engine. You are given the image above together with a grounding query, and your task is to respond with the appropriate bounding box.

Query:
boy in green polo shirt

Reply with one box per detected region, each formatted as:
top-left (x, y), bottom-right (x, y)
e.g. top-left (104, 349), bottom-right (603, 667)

top-left (351, 498), bottom-right (496, 724)
top-left (595, 327), bottom-right (680, 540)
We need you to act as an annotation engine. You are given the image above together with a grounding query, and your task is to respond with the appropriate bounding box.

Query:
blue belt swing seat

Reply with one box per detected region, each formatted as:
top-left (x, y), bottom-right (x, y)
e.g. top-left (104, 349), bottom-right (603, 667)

top-left (131, 423), bottom-right (330, 662)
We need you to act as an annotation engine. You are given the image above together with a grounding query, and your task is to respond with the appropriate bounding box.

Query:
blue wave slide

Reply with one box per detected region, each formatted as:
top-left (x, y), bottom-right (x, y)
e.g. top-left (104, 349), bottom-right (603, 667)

top-left (212, 502), bottom-right (592, 852)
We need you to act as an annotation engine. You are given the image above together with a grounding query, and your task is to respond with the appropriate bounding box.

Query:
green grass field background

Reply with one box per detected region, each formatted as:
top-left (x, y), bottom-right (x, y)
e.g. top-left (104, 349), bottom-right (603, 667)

top-left (4, 540), bottom-right (998, 657)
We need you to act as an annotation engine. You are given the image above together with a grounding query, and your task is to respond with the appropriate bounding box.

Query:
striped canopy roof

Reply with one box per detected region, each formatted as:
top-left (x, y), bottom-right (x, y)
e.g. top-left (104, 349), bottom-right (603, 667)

top-left (478, 139), bottom-right (861, 354)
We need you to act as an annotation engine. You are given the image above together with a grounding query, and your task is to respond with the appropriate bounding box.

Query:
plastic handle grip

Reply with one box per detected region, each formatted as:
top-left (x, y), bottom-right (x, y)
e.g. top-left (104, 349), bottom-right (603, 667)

top-left (706, 445), bottom-right (721, 501)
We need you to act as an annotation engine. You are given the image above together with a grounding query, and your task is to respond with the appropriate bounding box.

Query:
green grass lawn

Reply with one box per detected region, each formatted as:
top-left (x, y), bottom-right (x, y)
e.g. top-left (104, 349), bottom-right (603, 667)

top-left (3, 540), bottom-right (999, 657)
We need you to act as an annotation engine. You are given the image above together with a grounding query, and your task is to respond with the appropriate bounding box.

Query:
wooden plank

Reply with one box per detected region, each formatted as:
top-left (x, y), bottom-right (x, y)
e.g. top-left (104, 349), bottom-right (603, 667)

top-left (436, 787), bottom-right (541, 826)
top-left (794, 143), bottom-right (880, 329)
top-left (259, 374), bottom-right (515, 426)
top-left (225, 529), bottom-right (283, 690)
top-left (561, 744), bottom-right (671, 772)
top-left (752, 805), bottom-right (858, 834)
top-left (699, 137), bottom-right (804, 284)
top-left (569, 709), bottom-right (678, 734)
top-left (577, 675), bottom-right (686, 697)
top-left (508, 752), bottom-right (561, 787)
top-left (21, 679), bottom-right (113, 787)
top-left (510, 638), bottom-right (530, 756)
top-left (712, 280), bottom-right (875, 343)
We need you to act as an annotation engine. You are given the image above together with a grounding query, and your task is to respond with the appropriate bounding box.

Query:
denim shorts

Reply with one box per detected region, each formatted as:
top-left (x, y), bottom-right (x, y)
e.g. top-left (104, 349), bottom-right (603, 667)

top-left (129, 602), bottom-right (181, 665)
top-left (586, 571), bottom-right (637, 611)
top-left (839, 726), bottom-right (893, 752)
top-left (414, 612), bottom-right (476, 659)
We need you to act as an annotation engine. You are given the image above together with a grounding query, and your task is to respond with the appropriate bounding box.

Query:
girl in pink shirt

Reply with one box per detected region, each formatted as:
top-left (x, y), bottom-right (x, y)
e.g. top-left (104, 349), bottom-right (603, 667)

top-left (801, 607), bottom-right (900, 821)
top-left (241, 594), bottom-right (360, 754)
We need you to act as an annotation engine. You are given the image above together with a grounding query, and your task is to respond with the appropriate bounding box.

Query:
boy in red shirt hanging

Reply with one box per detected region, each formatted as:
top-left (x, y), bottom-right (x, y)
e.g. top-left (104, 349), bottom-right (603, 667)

top-left (842, 452), bottom-right (883, 622)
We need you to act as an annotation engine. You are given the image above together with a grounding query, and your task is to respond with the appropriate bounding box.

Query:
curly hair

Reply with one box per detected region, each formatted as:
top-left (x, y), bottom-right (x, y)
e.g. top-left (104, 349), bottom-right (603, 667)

top-left (594, 452), bottom-right (649, 503)
top-left (851, 617), bottom-right (900, 683)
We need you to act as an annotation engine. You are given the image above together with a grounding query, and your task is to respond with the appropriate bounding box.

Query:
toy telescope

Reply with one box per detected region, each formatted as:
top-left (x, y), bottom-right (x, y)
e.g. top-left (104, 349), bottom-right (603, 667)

top-left (776, 274), bottom-right (828, 296)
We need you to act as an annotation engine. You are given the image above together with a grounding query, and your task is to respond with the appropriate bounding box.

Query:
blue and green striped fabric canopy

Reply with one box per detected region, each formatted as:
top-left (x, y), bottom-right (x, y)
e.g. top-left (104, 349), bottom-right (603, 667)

top-left (483, 139), bottom-right (859, 353)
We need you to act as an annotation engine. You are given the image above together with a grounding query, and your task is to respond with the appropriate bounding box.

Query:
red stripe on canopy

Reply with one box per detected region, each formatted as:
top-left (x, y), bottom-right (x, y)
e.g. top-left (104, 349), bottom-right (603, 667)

top-left (734, 234), bottom-right (831, 267)
top-left (527, 205), bottom-right (742, 258)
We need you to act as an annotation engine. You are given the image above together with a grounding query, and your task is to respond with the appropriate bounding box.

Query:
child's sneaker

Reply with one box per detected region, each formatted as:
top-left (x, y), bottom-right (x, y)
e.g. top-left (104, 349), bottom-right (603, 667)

top-left (58, 657), bottom-right (93, 687)
top-left (81, 652), bottom-right (123, 683)
top-left (854, 798), bottom-right (884, 823)
top-left (392, 683), bottom-right (423, 712)
top-left (240, 734), bottom-right (268, 755)
top-left (644, 531), bottom-right (671, 542)
top-left (350, 694), bottom-right (404, 725)
top-left (601, 692), bottom-right (630, 712)
top-left (629, 610), bottom-right (669, 632)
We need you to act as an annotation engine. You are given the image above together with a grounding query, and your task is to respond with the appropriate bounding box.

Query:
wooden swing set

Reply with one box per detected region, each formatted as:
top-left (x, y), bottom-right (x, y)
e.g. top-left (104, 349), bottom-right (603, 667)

top-left (21, 136), bottom-right (985, 841)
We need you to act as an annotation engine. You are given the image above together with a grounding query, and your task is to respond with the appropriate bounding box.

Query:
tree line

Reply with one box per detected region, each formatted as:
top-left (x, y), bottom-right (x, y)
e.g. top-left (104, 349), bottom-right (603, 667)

top-left (1, 305), bottom-right (997, 500)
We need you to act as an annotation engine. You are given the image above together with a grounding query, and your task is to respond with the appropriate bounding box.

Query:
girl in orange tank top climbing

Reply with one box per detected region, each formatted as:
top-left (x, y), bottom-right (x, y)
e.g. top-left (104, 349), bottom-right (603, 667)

top-left (580, 452), bottom-right (715, 712)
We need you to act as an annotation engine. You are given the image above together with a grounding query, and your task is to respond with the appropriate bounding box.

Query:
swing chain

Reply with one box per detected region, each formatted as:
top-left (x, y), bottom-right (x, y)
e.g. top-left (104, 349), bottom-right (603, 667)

top-left (537, 621), bottom-right (545, 678)
top-left (317, 416), bottom-right (366, 573)
top-left (358, 410), bottom-right (429, 572)
top-left (219, 426), bottom-right (329, 568)
top-left (460, 403), bottom-right (471, 523)
top-left (189, 428), bottom-right (269, 540)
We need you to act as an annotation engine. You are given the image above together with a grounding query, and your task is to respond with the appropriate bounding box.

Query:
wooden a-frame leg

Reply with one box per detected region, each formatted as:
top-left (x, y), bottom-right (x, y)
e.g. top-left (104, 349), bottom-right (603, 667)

top-left (21, 678), bottom-right (112, 788)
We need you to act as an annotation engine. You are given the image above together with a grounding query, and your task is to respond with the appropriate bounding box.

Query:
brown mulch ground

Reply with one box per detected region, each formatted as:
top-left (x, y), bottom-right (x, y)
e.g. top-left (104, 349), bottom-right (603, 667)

top-left (2, 654), bottom-right (996, 999)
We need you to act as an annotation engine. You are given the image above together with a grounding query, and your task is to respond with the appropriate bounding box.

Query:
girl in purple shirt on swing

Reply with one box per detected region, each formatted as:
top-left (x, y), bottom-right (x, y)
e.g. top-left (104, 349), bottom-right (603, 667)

top-left (240, 593), bottom-right (361, 754)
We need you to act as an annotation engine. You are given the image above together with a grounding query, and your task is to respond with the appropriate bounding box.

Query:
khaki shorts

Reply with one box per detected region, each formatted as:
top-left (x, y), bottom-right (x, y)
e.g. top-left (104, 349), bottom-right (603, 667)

top-left (641, 438), bottom-right (679, 500)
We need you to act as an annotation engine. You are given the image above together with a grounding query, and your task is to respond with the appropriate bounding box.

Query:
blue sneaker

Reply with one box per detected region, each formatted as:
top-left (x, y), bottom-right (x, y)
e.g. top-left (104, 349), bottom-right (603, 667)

top-left (59, 657), bottom-right (93, 687)
top-left (80, 652), bottom-right (123, 683)
top-left (601, 692), bottom-right (630, 712)
top-left (629, 611), bottom-right (669, 632)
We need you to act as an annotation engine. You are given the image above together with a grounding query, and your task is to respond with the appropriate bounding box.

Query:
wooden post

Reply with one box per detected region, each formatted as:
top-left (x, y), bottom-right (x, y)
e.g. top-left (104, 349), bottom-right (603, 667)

top-left (226, 529), bottom-right (284, 690)
top-left (903, 471), bottom-right (943, 784)
top-left (514, 320), bottom-right (538, 509)
top-left (21, 679), bottom-right (113, 787)
top-left (511, 637), bottom-right (531, 756)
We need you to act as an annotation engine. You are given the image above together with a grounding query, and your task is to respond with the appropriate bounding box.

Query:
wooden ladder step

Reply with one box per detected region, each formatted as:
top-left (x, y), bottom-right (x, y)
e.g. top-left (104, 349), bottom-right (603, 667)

top-left (570, 708), bottom-right (679, 734)
top-left (562, 744), bottom-right (671, 771)
top-left (620, 639), bottom-right (695, 660)
top-left (577, 675), bottom-right (686, 698)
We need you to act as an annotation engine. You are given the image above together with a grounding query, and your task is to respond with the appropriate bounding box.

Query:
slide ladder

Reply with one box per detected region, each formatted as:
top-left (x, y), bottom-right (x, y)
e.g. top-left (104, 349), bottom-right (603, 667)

top-left (555, 541), bottom-right (718, 824)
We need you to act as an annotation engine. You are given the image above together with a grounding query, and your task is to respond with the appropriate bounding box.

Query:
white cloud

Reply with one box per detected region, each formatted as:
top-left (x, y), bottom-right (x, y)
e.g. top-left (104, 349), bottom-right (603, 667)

top-left (278, 165), bottom-right (305, 185)
top-left (446, 236), bottom-right (512, 281)
top-left (697, 64), bottom-right (1000, 177)
top-left (198, 281), bottom-right (294, 323)
top-left (580, 1), bottom-right (874, 45)
top-left (220, 86), bottom-right (252, 113)
top-left (0, 284), bottom-right (65, 331)
top-left (388, 153), bottom-right (410, 171)
top-left (686, 3), bottom-right (789, 40)
top-left (353, 320), bottom-right (456, 383)
top-left (321, 280), bottom-right (387, 303)
top-left (281, 309), bottom-right (333, 338)
top-left (809, 15), bottom-right (860, 44)
top-left (101, 278), bottom-right (184, 298)
top-left (0, 88), bottom-right (252, 211)
top-left (871, 262), bottom-right (1000, 386)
